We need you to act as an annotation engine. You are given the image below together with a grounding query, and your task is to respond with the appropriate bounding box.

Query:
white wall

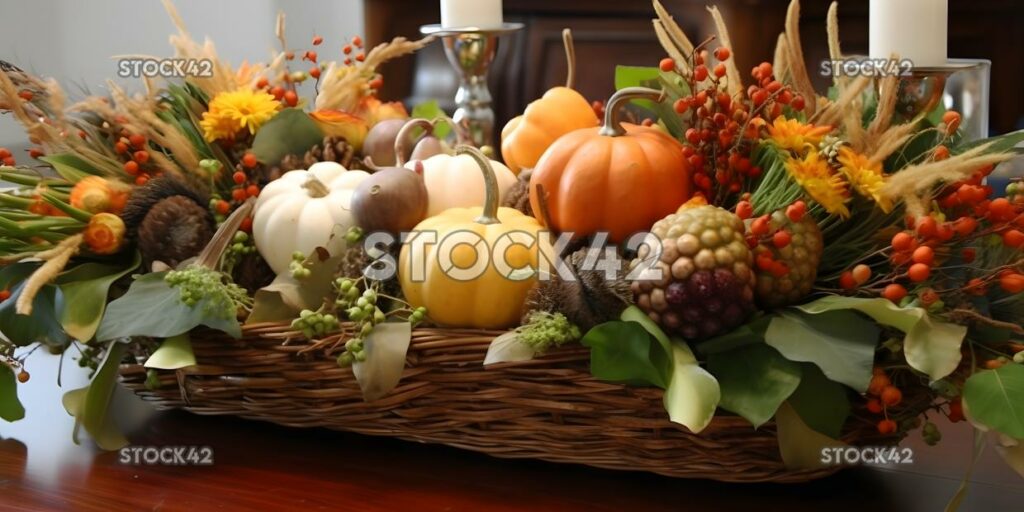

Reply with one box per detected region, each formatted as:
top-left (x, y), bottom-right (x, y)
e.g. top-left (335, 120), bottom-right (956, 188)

top-left (0, 0), bottom-right (364, 150)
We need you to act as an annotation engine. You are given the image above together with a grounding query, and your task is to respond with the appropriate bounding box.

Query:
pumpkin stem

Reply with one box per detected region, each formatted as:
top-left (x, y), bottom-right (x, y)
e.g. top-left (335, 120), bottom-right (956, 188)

top-left (301, 176), bottom-right (331, 198)
top-left (455, 145), bottom-right (500, 225)
top-left (433, 115), bottom-right (472, 146)
top-left (395, 118), bottom-right (435, 167)
top-left (599, 86), bottom-right (665, 137)
top-left (563, 29), bottom-right (576, 89)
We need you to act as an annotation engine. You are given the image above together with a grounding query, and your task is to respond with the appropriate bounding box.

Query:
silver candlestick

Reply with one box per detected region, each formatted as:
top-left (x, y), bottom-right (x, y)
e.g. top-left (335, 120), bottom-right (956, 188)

top-left (420, 23), bottom-right (523, 148)
top-left (889, 59), bottom-right (990, 140)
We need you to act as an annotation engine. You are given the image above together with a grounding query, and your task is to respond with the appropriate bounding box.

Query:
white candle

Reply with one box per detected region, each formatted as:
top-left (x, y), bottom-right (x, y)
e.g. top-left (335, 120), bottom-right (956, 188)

top-left (441, 0), bottom-right (503, 30)
top-left (870, 0), bottom-right (948, 67)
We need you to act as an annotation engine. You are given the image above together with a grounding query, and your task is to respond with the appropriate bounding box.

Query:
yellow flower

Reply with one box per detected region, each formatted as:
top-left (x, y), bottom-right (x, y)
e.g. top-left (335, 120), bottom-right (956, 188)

top-left (83, 212), bottom-right (126, 255)
top-left (768, 118), bottom-right (833, 154)
top-left (200, 88), bottom-right (280, 142)
top-left (784, 151), bottom-right (850, 218)
top-left (837, 147), bottom-right (892, 213)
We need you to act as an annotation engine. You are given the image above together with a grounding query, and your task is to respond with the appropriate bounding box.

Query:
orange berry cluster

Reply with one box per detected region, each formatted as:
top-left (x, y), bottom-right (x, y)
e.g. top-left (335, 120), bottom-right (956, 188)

top-left (214, 152), bottom-right (261, 216)
top-left (864, 368), bottom-right (903, 434)
top-left (660, 47), bottom-right (805, 201)
top-left (114, 132), bottom-right (159, 186)
top-left (0, 147), bottom-right (14, 166)
top-left (738, 199), bottom-right (806, 278)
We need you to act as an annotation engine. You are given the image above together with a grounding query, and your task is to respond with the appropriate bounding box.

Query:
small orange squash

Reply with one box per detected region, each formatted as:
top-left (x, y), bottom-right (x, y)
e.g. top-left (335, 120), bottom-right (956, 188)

top-left (529, 87), bottom-right (692, 243)
top-left (500, 29), bottom-right (598, 174)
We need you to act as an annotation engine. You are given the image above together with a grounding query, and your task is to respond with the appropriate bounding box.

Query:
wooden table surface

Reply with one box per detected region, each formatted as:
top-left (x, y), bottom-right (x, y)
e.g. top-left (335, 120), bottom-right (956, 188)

top-left (2, 353), bottom-right (1022, 512)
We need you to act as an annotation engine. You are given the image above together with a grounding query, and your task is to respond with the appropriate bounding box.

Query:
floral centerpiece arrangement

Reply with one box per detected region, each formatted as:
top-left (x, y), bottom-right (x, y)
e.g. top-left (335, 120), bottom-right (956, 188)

top-left (2, 0), bottom-right (1023, 490)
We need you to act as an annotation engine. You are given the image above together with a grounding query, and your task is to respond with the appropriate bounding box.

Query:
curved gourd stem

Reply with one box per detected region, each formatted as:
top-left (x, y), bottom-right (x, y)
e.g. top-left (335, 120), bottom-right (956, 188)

top-left (456, 145), bottom-right (500, 225)
top-left (563, 28), bottom-right (576, 89)
top-left (302, 176), bottom-right (331, 198)
top-left (433, 114), bottom-right (471, 146)
top-left (598, 86), bottom-right (665, 137)
top-left (394, 118), bottom-right (435, 167)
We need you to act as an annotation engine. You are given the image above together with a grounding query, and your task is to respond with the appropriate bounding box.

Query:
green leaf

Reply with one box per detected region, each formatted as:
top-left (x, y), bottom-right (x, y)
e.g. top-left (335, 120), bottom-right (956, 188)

top-left (0, 262), bottom-right (70, 347)
top-left (708, 343), bottom-right (802, 428)
top-left (251, 108), bottom-right (324, 166)
top-left (581, 321), bottom-right (671, 388)
top-left (954, 129), bottom-right (1024, 155)
top-left (775, 401), bottom-right (846, 469)
top-left (410, 100), bottom-right (451, 139)
top-left (39, 154), bottom-right (104, 181)
top-left (963, 364), bottom-right (1024, 439)
top-left (62, 342), bottom-right (128, 450)
top-left (614, 66), bottom-right (662, 93)
top-left (619, 305), bottom-right (671, 356)
top-left (352, 322), bottom-right (412, 402)
top-left (766, 309), bottom-right (879, 392)
top-left (787, 363), bottom-right (851, 439)
top-left (796, 296), bottom-right (967, 381)
top-left (96, 272), bottom-right (241, 341)
top-left (56, 252), bottom-right (141, 341)
top-left (144, 333), bottom-right (196, 370)
top-left (696, 314), bottom-right (772, 355)
top-left (663, 340), bottom-right (720, 433)
top-left (483, 331), bottom-right (537, 365)
top-left (0, 364), bottom-right (25, 422)
top-left (246, 255), bottom-right (342, 324)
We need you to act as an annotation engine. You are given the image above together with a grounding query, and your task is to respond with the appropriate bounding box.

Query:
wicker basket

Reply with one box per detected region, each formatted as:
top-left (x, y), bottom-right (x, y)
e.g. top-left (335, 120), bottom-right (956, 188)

top-left (119, 322), bottom-right (902, 483)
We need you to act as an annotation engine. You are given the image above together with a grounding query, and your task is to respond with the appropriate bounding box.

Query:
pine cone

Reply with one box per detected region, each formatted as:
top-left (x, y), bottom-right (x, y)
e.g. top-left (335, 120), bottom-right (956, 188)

top-left (523, 247), bottom-right (633, 331)
top-left (502, 168), bottom-right (534, 217)
top-left (122, 177), bottom-right (214, 269)
top-left (272, 136), bottom-right (361, 177)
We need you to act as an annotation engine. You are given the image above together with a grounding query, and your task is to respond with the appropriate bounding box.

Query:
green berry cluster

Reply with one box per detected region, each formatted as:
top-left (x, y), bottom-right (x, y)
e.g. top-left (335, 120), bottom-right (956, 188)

top-left (332, 277), bottom-right (427, 367)
top-left (144, 369), bottom-right (162, 390)
top-left (345, 226), bottom-right (364, 244)
top-left (222, 231), bottom-right (257, 272)
top-left (290, 251), bottom-right (312, 279)
top-left (1007, 179), bottom-right (1023, 203)
top-left (290, 309), bottom-right (340, 339)
top-left (518, 312), bottom-right (581, 353)
top-left (922, 421), bottom-right (942, 446)
top-left (165, 265), bottom-right (252, 319)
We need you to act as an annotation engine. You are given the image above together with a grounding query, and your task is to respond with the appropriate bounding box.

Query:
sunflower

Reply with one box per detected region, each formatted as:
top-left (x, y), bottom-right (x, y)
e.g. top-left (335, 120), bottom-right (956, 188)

top-left (768, 118), bottom-right (833, 155)
top-left (200, 88), bottom-right (280, 142)
top-left (837, 147), bottom-right (892, 213)
top-left (784, 151), bottom-right (850, 218)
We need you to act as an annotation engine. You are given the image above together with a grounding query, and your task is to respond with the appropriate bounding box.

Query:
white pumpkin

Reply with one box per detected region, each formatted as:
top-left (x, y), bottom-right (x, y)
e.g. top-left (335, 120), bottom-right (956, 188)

top-left (253, 161), bottom-right (370, 275)
top-left (409, 154), bottom-right (518, 217)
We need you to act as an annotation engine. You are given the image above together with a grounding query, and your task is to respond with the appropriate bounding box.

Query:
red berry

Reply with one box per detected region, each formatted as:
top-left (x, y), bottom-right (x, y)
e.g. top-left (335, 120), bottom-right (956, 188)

top-left (750, 215), bottom-right (770, 237)
top-left (866, 398), bottom-right (883, 414)
top-left (28, 148), bottom-right (44, 159)
top-left (239, 216), bottom-right (253, 233)
top-left (852, 264), bottom-right (872, 284)
top-left (916, 216), bottom-right (938, 239)
top-left (791, 95), bottom-right (805, 111)
top-left (693, 65), bottom-right (709, 82)
top-left (270, 86), bottom-right (285, 100)
top-left (246, 184), bottom-right (260, 198)
top-left (1000, 273), bottom-right (1024, 294)
top-left (1003, 229), bottom-right (1024, 248)
top-left (891, 232), bottom-right (914, 251)
top-left (839, 271), bottom-right (856, 290)
top-left (0, 148), bottom-right (10, 158)
top-left (232, 188), bottom-right (247, 202)
top-left (233, 171), bottom-right (247, 184)
top-left (772, 229), bottom-right (791, 248)
top-left (786, 201), bottom-right (806, 222)
top-left (215, 200), bottom-right (230, 215)
top-left (751, 89), bottom-right (768, 106)
top-left (947, 398), bottom-right (965, 422)
top-left (242, 153), bottom-right (258, 169)
top-left (868, 374), bottom-right (892, 396)
top-left (883, 284), bottom-right (908, 303)
top-left (675, 99), bottom-right (689, 114)
top-left (312, 35), bottom-right (323, 46)
top-left (908, 263), bottom-right (931, 283)
top-left (735, 201), bottom-right (754, 220)
top-left (877, 419), bottom-right (898, 435)
top-left (1, 156), bottom-right (14, 166)
top-left (309, 67), bottom-right (321, 79)
top-left (283, 90), bottom-right (299, 107)
top-left (129, 133), bottom-right (147, 149)
top-left (912, 246), bottom-right (935, 265)
top-left (256, 77), bottom-right (269, 89)
top-left (659, 58), bottom-right (675, 72)
top-left (880, 386), bottom-right (903, 407)
top-left (133, 150), bottom-right (150, 164)
top-left (123, 160), bottom-right (140, 175)
top-left (135, 175), bottom-right (149, 186)
top-left (0, 289), bottom-right (10, 302)
top-left (713, 47), bottom-right (731, 61)
top-left (713, 63), bottom-right (727, 78)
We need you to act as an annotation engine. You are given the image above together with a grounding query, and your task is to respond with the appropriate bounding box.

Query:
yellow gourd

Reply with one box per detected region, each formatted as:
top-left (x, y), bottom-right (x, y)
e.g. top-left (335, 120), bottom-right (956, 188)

top-left (500, 29), bottom-right (599, 174)
top-left (399, 146), bottom-right (554, 329)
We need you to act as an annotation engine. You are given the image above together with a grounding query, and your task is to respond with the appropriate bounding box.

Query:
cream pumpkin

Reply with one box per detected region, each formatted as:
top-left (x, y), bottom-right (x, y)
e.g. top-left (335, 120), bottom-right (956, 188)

top-left (407, 153), bottom-right (517, 218)
top-left (252, 161), bottom-right (370, 274)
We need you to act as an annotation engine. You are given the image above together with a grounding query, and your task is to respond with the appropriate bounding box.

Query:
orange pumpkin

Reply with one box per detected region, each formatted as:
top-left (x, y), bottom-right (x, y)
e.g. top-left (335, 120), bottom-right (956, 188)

top-left (500, 29), bottom-right (598, 174)
top-left (529, 87), bottom-right (692, 243)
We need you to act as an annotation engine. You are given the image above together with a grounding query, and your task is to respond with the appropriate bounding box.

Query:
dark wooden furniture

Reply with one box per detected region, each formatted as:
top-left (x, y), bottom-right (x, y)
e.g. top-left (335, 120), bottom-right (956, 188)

top-left (2, 354), bottom-right (1023, 511)
top-left (364, 0), bottom-right (1024, 142)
